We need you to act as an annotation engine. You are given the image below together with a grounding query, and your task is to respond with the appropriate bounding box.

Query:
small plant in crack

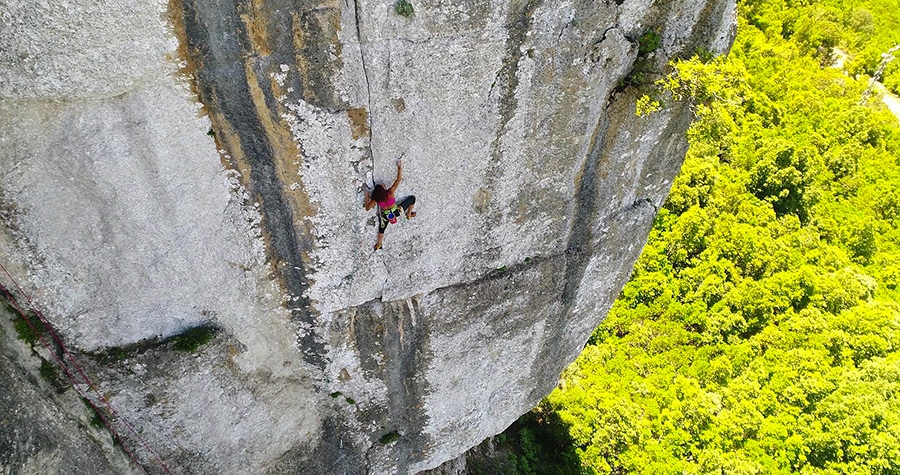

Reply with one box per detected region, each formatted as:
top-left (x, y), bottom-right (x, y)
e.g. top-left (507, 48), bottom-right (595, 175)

top-left (171, 325), bottom-right (217, 352)
top-left (89, 337), bottom-right (163, 364)
top-left (82, 398), bottom-right (106, 429)
top-left (693, 46), bottom-right (717, 64)
top-left (39, 358), bottom-right (64, 391)
top-left (617, 61), bottom-right (653, 90)
top-left (9, 309), bottom-right (44, 345)
top-left (379, 430), bottom-right (401, 444)
top-left (394, 0), bottom-right (413, 17)
top-left (638, 29), bottom-right (662, 55)
top-left (636, 92), bottom-right (664, 116)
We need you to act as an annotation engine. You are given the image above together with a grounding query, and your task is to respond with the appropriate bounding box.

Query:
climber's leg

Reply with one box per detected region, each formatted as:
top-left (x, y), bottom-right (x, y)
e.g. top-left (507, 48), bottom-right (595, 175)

top-left (399, 196), bottom-right (416, 219)
top-left (375, 213), bottom-right (388, 250)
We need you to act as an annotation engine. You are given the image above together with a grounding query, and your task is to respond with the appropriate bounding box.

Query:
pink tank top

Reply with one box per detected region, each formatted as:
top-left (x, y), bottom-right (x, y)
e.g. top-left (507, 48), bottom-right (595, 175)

top-left (377, 195), bottom-right (396, 208)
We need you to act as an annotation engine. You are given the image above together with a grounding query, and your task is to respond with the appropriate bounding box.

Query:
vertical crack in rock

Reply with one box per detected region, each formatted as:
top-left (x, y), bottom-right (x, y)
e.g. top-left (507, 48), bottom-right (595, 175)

top-left (350, 0), bottom-right (376, 177)
top-left (380, 258), bottom-right (392, 299)
top-left (349, 0), bottom-right (391, 295)
top-left (351, 0), bottom-right (373, 138)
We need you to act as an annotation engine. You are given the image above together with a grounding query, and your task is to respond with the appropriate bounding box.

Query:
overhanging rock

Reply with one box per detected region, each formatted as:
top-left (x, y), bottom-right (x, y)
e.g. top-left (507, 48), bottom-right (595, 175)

top-left (0, 0), bottom-right (736, 472)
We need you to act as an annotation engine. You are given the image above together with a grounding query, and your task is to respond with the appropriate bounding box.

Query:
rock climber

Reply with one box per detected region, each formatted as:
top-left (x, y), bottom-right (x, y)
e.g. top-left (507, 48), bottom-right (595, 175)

top-left (364, 159), bottom-right (416, 251)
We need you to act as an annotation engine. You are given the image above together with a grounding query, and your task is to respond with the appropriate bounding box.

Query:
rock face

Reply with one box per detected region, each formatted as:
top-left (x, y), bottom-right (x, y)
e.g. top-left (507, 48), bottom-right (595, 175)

top-left (0, 0), bottom-right (735, 473)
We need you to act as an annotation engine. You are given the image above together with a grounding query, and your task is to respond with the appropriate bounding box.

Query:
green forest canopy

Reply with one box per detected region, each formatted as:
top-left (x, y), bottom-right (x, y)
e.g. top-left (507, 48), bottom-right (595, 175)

top-left (489, 1), bottom-right (900, 474)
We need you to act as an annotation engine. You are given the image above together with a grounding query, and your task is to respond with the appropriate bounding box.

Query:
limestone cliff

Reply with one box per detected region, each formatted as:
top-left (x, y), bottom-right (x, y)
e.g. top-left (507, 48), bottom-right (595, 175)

top-left (0, 0), bottom-right (735, 473)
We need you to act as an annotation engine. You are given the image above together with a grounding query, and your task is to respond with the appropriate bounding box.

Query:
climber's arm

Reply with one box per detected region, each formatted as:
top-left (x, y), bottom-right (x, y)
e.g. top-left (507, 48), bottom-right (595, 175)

top-left (364, 188), bottom-right (375, 210)
top-left (388, 160), bottom-right (403, 194)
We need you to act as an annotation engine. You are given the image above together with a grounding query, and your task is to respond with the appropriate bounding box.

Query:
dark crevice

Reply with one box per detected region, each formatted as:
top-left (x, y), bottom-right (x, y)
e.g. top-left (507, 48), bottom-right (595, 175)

top-left (178, 0), bottom-right (322, 368)
top-left (523, 96), bottom-right (613, 403)
top-left (598, 24), bottom-right (620, 45)
top-left (176, 0), bottom-right (374, 469)
top-left (562, 118), bottom-right (611, 305)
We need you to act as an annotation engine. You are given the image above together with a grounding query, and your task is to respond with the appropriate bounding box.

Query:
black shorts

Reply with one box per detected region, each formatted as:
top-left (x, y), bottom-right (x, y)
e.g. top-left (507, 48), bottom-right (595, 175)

top-left (378, 195), bottom-right (415, 234)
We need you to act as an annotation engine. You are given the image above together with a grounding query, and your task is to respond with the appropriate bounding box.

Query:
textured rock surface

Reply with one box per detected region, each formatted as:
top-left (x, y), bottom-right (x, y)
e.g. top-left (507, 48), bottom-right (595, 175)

top-left (0, 0), bottom-right (735, 473)
top-left (0, 307), bottom-right (136, 475)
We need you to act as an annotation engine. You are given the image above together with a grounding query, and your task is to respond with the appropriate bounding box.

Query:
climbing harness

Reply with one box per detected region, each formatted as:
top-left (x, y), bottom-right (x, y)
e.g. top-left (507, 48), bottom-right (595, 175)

top-left (381, 204), bottom-right (402, 224)
top-left (0, 261), bottom-right (172, 475)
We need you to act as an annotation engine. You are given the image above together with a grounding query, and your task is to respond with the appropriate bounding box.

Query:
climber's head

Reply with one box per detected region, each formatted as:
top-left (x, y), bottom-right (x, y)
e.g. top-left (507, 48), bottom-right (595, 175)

top-left (371, 184), bottom-right (388, 202)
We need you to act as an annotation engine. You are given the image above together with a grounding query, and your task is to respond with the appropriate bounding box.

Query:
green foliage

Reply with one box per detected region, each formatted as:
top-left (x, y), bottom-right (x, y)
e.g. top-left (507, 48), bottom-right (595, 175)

top-left (82, 398), bottom-right (106, 429)
top-left (638, 30), bottom-right (662, 55)
top-left (743, 0), bottom-right (900, 93)
top-left (470, 403), bottom-right (585, 475)
top-left (379, 430), bottom-right (400, 444)
top-left (885, 59), bottom-right (900, 94)
top-left (11, 311), bottom-right (44, 345)
top-left (636, 50), bottom-right (748, 117)
top-left (791, 5), bottom-right (843, 65)
top-left (499, 0), bottom-right (900, 473)
top-left (394, 0), bottom-right (413, 18)
top-left (747, 141), bottom-right (817, 222)
top-left (635, 94), bottom-right (663, 116)
top-left (39, 358), bottom-right (59, 383)
top-left (618, 60), bottom-right (656, 90)
top-left (516, 427), bottom-right (539, 475)
top-left (90, 411), bottom-right (104, 428)
top-left (89, 337), bottom-right (167, 364)
top-left (171, 325), bottom-right (216, 352)
top-left (106, 347), bottom-right (128, 361)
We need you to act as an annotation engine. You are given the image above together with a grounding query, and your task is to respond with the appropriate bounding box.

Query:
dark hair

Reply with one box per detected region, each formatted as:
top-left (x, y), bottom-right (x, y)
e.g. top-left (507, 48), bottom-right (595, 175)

top-left (371, 184), bottom-right (388, 202)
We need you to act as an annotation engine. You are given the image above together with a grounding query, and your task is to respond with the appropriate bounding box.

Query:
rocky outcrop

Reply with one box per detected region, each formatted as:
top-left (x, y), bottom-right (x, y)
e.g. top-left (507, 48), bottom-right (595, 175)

top-left (0, 0), bottom-right (735, 473)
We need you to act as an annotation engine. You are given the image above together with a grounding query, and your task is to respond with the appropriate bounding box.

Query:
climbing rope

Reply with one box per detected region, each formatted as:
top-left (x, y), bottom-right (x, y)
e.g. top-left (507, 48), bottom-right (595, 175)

top-left (0, 261), bottom-right (172, 475)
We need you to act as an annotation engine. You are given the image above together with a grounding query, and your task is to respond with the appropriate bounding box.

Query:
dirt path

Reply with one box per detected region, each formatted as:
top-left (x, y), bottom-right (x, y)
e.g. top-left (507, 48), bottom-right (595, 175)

top-left (878, 84), bottom-right (900, 123)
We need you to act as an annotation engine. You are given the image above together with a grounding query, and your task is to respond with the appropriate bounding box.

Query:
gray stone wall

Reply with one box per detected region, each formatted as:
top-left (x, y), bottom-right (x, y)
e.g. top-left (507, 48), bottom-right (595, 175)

top-left (0, 0), bottom-right (735, 473)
